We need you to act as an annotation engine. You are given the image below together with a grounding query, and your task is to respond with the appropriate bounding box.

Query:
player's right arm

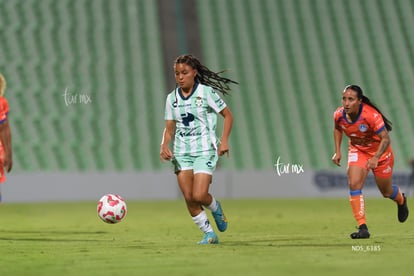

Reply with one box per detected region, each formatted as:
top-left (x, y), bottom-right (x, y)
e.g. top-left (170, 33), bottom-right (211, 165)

top-left (332, 110), bottom-right (343, 166)
top-left (332, 127), bottom-right (343, 166)
top-left (160, 120), bottom-right (175, 161)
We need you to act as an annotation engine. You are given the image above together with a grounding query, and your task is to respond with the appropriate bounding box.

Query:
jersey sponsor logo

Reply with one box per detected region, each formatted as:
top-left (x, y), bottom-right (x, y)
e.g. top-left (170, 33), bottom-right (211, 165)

top-left (181, 112), bottom-right (195, 126)
top-left (382, 166), bottom-right (392, 174)
top-left (177, 103), bottom-right (192, 108)
top-left (179, 130), bottom-right (202, 137)
top-left (348, 152), bottom-right (358, 162)
top-left (215, 98), bottom-right (225, 107)
top-left (359, 124), bottom-right (368, 132)
top-left (350, 136), bottom-right (374, 146)
top-left (384, 152), bottom-right (392, 159)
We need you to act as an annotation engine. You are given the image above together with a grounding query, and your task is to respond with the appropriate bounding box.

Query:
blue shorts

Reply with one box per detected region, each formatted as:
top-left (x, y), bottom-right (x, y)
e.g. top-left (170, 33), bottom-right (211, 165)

top-left (172, 154), bottom-right (218, 175)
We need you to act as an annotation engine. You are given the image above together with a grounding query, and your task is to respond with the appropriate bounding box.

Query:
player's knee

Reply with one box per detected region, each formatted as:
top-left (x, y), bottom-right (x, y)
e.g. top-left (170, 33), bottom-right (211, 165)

top-left (192, 192), bottom-right (207, 204)
top-left (182, 192), bottom-right (193, 203)
top-left (348, 182), bottom-right (363, 191)
top-left (192, 194), bottom-right (202, 204)
top-left (380, 188), bottom-right (394, 198)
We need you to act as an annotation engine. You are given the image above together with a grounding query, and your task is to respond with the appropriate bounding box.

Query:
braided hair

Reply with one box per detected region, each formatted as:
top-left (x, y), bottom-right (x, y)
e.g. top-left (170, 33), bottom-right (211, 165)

top-left (0, 73), bottom-right (6, 97)
top-left (344, 84), bottom-right (392, 131)
top-left (174, 54), bottom-right (238, 96)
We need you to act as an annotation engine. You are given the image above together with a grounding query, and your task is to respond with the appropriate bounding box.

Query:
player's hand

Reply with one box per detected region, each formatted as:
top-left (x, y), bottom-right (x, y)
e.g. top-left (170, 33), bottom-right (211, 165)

top-left (366, 156), bottom-right (379, 170)
top-left (332, 152), bottom-right (341, 166)
top-left (218, 142), bottom-right (230, 157)
top-left (160, 145), bottom-right (173, 161)
top-left (5, 160), bottom-right (12, 172)
top-left (4, 155), bottom-right (12, 172)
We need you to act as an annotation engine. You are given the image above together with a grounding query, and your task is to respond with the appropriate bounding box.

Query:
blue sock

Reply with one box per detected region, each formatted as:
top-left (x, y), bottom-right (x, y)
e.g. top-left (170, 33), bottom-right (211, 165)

top-left (350, 189), bottom-right (362, 196)
top-left (389, 185), bottom-right (399, 200)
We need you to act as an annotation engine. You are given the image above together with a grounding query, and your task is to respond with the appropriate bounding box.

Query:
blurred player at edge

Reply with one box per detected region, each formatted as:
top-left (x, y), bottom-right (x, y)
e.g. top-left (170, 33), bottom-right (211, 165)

top-left (332, 84), bottom-right (408, 239)
top-left (160, 54), bottom-right (237, 244)
top-left (0, 73), bottom-right (13, 202)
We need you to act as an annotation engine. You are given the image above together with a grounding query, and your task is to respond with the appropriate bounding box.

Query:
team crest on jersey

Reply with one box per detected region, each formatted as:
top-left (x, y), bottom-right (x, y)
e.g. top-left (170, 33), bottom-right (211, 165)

top-left (195, 96), bottom-right (203, 107)
top-left (358, 124), bottom-right (368, 132)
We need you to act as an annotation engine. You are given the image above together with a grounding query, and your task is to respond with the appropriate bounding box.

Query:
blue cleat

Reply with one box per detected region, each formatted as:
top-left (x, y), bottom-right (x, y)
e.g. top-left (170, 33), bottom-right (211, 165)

top-left (197, 232), bottom-right (219, 244)
top-left (212, 201), bottom-right (228, 232)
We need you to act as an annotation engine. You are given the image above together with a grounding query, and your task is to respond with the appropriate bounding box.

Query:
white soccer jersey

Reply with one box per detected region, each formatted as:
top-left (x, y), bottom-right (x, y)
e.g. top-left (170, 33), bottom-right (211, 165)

top-left (164, 83), bottom-right (227, 155)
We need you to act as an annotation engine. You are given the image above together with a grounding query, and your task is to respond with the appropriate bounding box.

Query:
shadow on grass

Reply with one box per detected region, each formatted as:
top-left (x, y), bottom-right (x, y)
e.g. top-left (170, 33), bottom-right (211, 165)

top-left (0, 229), bottom-right (109, 242)
top-left (0, 237), bottom-right (106, 242)
top-left (222, 237), bottom-right (352, 247)
top-left (0, 229), bottom-right (107, 235)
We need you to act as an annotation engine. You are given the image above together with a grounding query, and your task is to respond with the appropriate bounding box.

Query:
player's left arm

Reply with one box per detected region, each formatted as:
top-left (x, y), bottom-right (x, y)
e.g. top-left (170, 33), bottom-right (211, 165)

top-left (218, 107), bottom-right (233, 157)
top-left (367, 129), bottom-right (390, 169)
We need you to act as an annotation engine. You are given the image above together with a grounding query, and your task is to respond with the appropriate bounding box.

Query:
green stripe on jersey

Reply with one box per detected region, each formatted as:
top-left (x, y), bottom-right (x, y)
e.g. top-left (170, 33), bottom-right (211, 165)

top-left (164, 83), bottom-right (227, 156)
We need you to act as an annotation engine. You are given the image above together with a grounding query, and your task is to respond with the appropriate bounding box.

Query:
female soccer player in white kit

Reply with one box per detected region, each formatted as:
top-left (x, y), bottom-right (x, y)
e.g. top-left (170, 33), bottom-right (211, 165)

top-left (160, 54), bottom-right (237, 244)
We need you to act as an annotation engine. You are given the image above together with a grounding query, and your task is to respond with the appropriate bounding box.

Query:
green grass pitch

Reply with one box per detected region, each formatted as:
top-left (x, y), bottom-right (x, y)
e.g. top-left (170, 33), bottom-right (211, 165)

top-left (0, 198), bottom-right (413, 275)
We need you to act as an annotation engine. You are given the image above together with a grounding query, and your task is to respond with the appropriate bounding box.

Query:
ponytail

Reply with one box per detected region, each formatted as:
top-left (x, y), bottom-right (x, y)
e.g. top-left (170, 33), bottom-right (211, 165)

top-left (345, 85), bottom-right (392, 131)
top-left (361, 95), bottom-right (392, 131)
top-left (0, 73), bottom-right (6, 97)
top-left (174, 54), bottom-right (238, 96)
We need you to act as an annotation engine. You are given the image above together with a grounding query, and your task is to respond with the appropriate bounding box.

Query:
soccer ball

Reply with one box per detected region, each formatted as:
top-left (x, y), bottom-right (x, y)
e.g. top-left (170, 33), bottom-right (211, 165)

top-left (97, 194), bottom-right (127, 224)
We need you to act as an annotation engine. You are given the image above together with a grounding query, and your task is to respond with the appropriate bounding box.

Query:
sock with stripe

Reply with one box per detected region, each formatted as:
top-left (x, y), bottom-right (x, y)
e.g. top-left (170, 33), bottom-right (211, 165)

top-left (349, 189), bottom-right (366, 226)
top-left (388, 184), bottom-right (404, 205)
top-left (192, 210), bottom-right (214, 233)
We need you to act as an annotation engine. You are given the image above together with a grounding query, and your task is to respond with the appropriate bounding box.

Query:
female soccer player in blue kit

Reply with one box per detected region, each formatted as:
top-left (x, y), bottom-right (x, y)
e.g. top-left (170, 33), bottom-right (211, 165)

top-left (160, 54), bottom-right (237, 244)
